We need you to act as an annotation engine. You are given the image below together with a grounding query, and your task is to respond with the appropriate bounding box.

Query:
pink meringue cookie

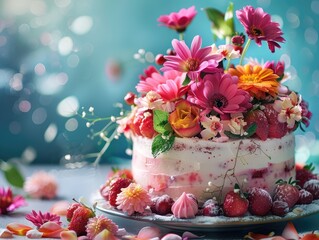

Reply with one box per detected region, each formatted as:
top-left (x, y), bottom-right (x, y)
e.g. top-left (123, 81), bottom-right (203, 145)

top-left (171, 192), bottom-right (198, 218)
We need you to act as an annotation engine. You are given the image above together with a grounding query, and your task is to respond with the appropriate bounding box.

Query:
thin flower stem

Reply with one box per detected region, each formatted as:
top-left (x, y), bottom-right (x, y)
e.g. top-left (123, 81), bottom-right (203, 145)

top-left (179, 33), bottom-right (184, 41)
top-left (93, 128), bottom-right (118, 167)
top-left (225, 59), bottom-right (231, 70)
top-left (239, 38), bottom-right (251, 65)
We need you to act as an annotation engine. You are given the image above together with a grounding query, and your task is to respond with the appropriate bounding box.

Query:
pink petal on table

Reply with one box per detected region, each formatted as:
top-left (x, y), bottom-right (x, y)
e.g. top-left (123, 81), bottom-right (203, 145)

top-left (60, 230), bottom-right (77, 240)
top-left (281, 222), bottom-right (299, 240)
top-left (93, 229), bottom-right (118, 240)
top-left (182, 231), bottom-right (204, 239)
top-left (50, 200), bottom-right (70, 216)
top-left (38, 221), bottom-right (66, 238)
top-left (6, 223), bottom-right (33, 236)
top-left (161, 233), bottom-right (182, 240)
top-left (26, 229), bottom-right (43, 239)
top-left (136, 226), bottom-right (161, 239)
top-left (0, 228), bottom-right (13, 238)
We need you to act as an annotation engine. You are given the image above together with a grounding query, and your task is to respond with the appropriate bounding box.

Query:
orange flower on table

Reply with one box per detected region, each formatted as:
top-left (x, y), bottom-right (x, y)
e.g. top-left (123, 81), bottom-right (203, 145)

top-left (228, 64), bottom-right (279, 100)
top-left (169, 100), bottom-right (201, 137)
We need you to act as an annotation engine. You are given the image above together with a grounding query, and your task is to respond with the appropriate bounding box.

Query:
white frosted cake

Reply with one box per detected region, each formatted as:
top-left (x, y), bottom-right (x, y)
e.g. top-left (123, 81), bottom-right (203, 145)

top-left (132, 134), bottom-right (295, 203)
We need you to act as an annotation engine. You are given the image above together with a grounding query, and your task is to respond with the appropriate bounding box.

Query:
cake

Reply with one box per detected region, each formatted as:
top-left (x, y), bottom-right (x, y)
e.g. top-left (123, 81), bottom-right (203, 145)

top-left (95, 4), bottom-right (314, 218)
top-left (132, 133), bottom-right (295, 203)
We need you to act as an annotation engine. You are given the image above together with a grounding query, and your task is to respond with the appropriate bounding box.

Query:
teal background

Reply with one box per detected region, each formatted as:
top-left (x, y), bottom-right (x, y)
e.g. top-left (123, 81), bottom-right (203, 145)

top-left (0, 0), bottom-right (318, 165)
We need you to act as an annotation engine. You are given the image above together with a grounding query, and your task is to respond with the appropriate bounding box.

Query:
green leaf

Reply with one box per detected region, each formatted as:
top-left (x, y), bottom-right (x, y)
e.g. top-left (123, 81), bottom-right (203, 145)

top-left (153, 110), bottom-right (172, 134)
top-left (224, 131), bottom-right (243, 139)
top-left (151, 134), bottom-right (175, 158)
top-left (0, 161), bottom-right (25, 188)
top-left (204, 3), bottom-right (236, 40)
top-left (245, 123), bottom-right (257, 137)
top-left (182, 75), bottom-right (191, 86)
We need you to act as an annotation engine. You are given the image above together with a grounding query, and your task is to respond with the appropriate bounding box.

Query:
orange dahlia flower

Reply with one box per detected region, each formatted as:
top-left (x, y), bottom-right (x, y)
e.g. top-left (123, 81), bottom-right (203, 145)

top-left (228, 64), bottom-right (279, 100)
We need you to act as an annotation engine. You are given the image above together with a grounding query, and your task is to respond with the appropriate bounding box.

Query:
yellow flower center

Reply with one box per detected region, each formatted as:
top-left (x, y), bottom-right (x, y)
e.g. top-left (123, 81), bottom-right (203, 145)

top-left (240, 73), bottom-right (260, 83)
top-left (185, 58), bottom-right (199, 71)
top-left (124, 185), bottom-right (143, 198)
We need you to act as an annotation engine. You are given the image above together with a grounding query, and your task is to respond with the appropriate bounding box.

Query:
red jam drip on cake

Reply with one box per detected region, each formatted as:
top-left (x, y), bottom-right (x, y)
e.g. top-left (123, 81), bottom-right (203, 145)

top-left (132, 133), bottom-right (295, 203)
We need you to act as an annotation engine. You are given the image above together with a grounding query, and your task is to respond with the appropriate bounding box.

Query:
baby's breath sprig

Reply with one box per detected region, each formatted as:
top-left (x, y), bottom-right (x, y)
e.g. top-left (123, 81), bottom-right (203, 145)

top-left (76, 103), bottom-right (128, 166)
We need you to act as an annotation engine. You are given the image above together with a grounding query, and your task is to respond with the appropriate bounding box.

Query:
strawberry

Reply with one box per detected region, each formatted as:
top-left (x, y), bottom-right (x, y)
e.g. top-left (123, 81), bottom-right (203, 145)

top-left (271, 200), bottom-right (289, 216)
top-left (66, 203), bottom-right (81, 222)
top-left (282, 222), bottom-right (299, 240)
top-left (273, 178), bottom-right (299, 208)
top-left (296, 163), bottom-right (318, 188)
top-left (131, 112), bottom-right (144, 136)
top-left (68, 203), bottom-right (95, 236)
top-left (303, 179), bottom-right (319, 199)
top-left (263, 104), bottom-right (288, 138)
top-left (202, 199), bottom-right (221, 216)
top-left (248, 187), bottom-right (272, 216)
top-left (223, 188), bottom-right (248, 217)
top-left (108, 177), bottom-right (132, 207)
top-left (140, 111), bottom-right (156, 138)
top-left (107, 168), bottom-right (133, 181)
top-left (244, 109), bottom-right (269, 140)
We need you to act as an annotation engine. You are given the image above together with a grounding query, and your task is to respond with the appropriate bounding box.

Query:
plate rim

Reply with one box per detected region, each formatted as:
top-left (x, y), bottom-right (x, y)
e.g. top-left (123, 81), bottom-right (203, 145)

top-left (96, 199), bottom-right (319, 230)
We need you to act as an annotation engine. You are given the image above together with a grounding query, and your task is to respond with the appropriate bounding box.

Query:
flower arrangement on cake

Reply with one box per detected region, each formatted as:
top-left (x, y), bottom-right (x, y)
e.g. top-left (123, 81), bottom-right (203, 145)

top-left (84, 3), bottom-right (319, 223)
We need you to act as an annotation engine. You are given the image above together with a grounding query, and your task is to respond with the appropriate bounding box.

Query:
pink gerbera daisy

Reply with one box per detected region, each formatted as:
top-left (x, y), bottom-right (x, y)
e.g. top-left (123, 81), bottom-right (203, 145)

top-left (187, 72), bottom-right (252, 115)
top-left (157, 6), bottom-right (197, 33)
top-left (25, 210), bottom-right (62, 228)
top-left (161, 35), bottom-right (222, 80)
top-left (236, 6), bottom-right (285, 52)
top-left (0, 187), bottom-right (26, 215)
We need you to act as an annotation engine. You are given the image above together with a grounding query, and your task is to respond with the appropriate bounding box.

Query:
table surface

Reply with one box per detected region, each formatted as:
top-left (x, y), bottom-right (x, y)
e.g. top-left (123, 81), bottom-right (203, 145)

top-left (1, 163), bottom-right (319, 240)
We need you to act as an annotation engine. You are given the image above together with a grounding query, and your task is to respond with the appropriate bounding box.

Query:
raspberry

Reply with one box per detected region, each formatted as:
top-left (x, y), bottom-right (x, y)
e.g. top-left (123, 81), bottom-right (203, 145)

top-left (108, 178), bottom-right (132, 207)
top-left (271, 200), bottom-right (289, 216)
top-left (202, 199), bottom-right (221, 216)
top-left (248, 187), bottom-right (272, 216)
top-left (244, 110), bottom-right (269, 140)
top-left (151, 194), bottom-right (174, 215)
top-left (223, 190), bottom-right (248, 217)
top-left (297, 189), bottom-right (313, 204)
top-left (303, 179), bottom-right (319, 199)
top-left (273, 180), bottom-right (299, 208)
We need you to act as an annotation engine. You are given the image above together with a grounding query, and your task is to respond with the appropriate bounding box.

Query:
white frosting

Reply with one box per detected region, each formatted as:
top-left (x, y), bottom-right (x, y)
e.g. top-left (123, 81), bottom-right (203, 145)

top-left (132, 134), bottom-right (295, 203)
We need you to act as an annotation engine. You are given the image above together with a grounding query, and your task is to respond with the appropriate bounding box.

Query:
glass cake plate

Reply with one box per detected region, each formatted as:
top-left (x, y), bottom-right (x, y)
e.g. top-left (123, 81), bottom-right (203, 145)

top-left (96, 199), bottom-right (319, 232)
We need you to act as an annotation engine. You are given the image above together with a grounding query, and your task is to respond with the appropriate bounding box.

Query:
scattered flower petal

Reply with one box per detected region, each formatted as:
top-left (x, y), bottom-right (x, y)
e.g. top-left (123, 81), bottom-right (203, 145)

top-left (38, 221), bottom-right (66, 238)
top-left (93, 229), bottom-right (117, 240)
top-left (60, 230), bottom-right (78, 240)
top-left (6, 223), bottom-right (33, 236)
top-left (161, 233), bottom-right (182, 240)
top-left (0, 228), bottom-right (13, 238)
top-left (136, 226), bottom-right (161, 239)
top-left (26, 229), bottom-right (43, 239)
top-left (50, 200), bottom-right (70, 216)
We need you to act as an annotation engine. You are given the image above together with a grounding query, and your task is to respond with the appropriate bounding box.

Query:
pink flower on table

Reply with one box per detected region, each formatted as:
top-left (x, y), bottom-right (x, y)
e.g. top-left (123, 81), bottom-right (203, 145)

top-left (187, 72), bottom-right (252, 115)
top-left (0, 187), bottom-right (26, 215)
top-left (86, 215), bottom-right (118, 239)
top-left (157, 6), bottom-right (197, 33)
top-left (23, 171), bottom-right (58, 199)
top-left (273, 92), bottom-right (302, 129)
top-left (161, 35), bottom-right (221, 80)
top-left (25, 210), bottom-right (62, 228)
top-left (200, 115), bottom-right (223, 140)
top-left (116, 183), bottom-right (151, 216)
top-left (236, 6), bottom-right (285, 52)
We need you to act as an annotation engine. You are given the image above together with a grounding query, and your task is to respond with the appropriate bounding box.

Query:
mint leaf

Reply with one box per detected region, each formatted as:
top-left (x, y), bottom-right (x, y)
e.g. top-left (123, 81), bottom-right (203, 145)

top-left (245, 123), bottom-right (257, 137)
top-left (153, 110), bottom-right (172, 134)
top-left (0, 161), bottom-right (25, 188)
top-left (151, 134), bottom-right (175, 158)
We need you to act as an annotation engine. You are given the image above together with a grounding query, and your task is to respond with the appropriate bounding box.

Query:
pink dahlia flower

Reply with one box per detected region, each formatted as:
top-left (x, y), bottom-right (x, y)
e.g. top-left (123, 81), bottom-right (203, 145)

top-left (25, 210), bottom-right (62, 228)
top-left (236, 6), bottom-right (285, 52)
top-left (187, 72), bottom-right (252, 115)
top-left (86, 215), bottom-right (118, 239)
top-left (0, 187), bottom-right (26, 215)
top-left (157, 6), bottom-right (197, 33)
top-left (116, 183), bottom-right (151, 216)
top-left (23, 171), bottom-right (58, 199)
top-left (161, 35), bottom-right (222, 80)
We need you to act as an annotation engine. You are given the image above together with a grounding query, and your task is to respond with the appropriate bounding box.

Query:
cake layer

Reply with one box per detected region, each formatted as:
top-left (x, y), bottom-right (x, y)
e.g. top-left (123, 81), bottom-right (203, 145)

top-left (132, 134), bottom-right (295, 203)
